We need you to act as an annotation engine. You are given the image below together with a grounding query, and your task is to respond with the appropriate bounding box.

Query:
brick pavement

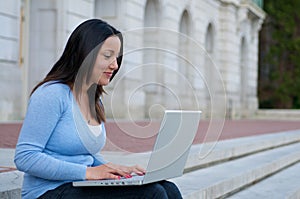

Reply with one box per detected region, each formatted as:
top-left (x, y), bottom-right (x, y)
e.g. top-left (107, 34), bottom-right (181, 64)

top-left (1, 119), bottom-right (300, 153)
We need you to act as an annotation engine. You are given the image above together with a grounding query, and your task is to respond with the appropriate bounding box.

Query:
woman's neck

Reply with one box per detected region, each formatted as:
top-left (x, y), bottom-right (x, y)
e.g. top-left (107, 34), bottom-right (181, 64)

top-left (72, 87), bottom-right (99, 125)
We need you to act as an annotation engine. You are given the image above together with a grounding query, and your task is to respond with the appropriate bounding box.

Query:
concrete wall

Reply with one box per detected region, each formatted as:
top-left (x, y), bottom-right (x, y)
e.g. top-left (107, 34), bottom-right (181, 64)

top-left (0, 0), bottom-right (22, 120)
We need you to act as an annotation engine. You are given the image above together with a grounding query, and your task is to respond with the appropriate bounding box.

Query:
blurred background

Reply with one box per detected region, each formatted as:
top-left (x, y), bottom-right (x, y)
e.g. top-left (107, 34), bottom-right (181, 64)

top-left (258, 1), bottom-right (300, 109)
top-left (0, 0), bottom-right (298, 122)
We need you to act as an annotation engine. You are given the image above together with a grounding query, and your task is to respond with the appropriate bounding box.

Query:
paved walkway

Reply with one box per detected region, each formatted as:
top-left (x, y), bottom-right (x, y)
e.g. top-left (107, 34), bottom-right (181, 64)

top-left (105, 119), bottom-right (300, 152)
top-left (2, 119), bottom-right (300, 153)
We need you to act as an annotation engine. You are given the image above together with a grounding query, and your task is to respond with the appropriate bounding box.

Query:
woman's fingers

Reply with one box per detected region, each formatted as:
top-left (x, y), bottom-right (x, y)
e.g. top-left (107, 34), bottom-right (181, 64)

top-left (110, 168), bottom-right (130, 178)
top-left (105, 172), bottom-right (121, 180)
top-left (86, 164), bottom-right (130, 180)
top-left (105, 163), bottom-right (131, 176)
top-left (131, 165), bottom-right (146, 175)
top-left (105, 164), bottom-right (130, 179)
top-left (97, 163), bottom-right (146, 178)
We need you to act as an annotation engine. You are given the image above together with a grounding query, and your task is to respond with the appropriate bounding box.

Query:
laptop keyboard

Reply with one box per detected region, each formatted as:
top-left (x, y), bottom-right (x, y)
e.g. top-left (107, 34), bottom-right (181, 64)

top-left (103, 175), bottom-right (144, 185)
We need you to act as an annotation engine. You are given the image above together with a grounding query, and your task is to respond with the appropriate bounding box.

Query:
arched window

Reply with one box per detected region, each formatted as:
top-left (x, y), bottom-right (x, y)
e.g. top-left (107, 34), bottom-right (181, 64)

top-left (205, 24), bottom-right (214, 54)
top-left (178, 10), bottom-right (192, 95)
top-left (144, 0), bottom-right (159, 27)
top-left (179, 10), bottom-right (190, 36)
top-left (143, 0), bottom-right (160, 65)
top-left (143, 0), bottom-right (161, 118)
top-left (204, 23), bottom-right (215, 101)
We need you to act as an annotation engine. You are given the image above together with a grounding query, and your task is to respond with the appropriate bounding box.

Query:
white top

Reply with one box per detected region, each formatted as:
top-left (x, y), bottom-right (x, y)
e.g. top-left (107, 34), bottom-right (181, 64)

top-left (88, 123), bottom-right (102, 137)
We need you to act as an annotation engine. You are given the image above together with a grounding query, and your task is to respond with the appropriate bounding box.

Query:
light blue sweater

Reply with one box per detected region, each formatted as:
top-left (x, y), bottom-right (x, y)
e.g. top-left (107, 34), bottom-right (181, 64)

top-left (14, 82), bottom-right (107, 199)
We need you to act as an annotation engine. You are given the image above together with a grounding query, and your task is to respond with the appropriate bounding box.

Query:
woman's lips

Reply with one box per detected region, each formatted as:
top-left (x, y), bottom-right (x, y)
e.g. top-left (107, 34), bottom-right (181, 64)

top-left (103, 72), bottom-right (113, 78)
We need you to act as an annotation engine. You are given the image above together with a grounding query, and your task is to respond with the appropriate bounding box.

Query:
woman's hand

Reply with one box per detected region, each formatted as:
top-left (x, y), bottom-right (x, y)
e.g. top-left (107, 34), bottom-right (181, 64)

top-left (106, 162), bottom-right (146, 176)
top-left (85, 163), bottom-right (146, 180)
top-left (86, 164), bottom-right (129, 180)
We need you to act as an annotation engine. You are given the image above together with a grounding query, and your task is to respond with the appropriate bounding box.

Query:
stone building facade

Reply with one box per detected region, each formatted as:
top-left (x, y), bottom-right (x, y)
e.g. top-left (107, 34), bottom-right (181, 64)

top-left (0, 0), bottom-right (265, 121)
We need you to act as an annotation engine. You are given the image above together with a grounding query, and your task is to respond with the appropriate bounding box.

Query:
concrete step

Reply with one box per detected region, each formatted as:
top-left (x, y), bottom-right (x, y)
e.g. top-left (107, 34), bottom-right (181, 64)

top-left (170, 142), bottom-right (300, 199)
top-left (255, 110), bottom-right (300, 120)
top-left (104, 129), bottom-right (300, 172)
top-left (227, 162), bottom-right (300, 199)
top-left (0, 171), bottom-right (22, 199)
top-left (2, 129), bottom-right (300, 198)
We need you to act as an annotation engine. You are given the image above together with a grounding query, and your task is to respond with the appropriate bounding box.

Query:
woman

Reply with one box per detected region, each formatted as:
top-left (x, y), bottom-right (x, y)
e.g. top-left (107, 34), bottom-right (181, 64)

top-left (14, 19), bottom-right (182, 199)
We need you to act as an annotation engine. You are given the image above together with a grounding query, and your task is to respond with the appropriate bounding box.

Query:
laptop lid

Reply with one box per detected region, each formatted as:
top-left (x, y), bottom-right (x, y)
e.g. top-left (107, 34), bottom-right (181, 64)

top-left (143, 110), bottom-right (201, 184)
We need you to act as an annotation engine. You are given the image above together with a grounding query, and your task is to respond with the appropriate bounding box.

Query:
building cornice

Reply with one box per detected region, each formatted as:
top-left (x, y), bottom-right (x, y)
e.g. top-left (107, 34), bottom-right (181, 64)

top-left (219, 0), bottom-right (266, 20)
top-left (240, 0), bottom-right (266, 20)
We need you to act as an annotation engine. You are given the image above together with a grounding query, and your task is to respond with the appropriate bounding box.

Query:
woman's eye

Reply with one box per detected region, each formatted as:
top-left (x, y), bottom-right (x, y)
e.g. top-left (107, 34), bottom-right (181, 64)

top-left (104, 54), bottom-right (111, 59)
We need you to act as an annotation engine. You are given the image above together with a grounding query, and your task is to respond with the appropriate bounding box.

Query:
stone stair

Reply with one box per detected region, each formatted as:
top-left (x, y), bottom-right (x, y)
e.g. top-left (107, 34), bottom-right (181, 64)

top-left (172, 141), bottom-right (300, 198)
top-left (1, 129), bottom-right (300, 199)
top-left (170, 129), bottom-right (300, 198)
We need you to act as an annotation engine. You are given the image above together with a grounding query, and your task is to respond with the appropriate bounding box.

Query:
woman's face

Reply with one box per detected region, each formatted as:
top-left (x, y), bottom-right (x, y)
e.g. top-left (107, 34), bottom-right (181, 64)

top-left (91, 36), bottom-right (121, 86)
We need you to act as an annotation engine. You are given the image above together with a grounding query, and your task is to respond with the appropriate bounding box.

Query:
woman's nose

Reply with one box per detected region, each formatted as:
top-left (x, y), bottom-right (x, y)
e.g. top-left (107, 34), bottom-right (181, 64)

top-left (110, 58), bottom-right (118, 70)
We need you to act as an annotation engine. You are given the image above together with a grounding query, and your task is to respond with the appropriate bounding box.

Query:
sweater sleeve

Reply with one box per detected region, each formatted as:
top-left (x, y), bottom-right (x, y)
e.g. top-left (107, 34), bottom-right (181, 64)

top-left (14, 84), bottom-right (87, 181)
top-left (92, 152), bottom-right (108, 166)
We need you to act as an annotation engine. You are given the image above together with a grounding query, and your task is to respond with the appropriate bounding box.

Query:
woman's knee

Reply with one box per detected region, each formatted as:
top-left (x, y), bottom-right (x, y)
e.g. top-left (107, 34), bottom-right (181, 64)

top-left (143, 183), bottom-right (168, 199)
top-left (159, 181), bottom-right (182, 199)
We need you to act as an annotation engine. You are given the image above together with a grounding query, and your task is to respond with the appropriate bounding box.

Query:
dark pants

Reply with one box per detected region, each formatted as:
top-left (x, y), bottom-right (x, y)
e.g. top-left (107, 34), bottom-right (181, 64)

top-left (38, 181), bottom-right (182, 199)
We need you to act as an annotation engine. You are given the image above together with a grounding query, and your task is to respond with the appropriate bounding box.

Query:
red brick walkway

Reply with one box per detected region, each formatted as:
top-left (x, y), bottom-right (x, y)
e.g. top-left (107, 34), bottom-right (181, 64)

top-left (1, 120), bottom-right (300, 153)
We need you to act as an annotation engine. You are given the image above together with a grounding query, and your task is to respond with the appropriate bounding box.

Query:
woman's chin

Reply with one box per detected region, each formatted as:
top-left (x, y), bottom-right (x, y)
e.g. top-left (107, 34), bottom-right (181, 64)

top-left (98, 80), bottom-right (110, 86)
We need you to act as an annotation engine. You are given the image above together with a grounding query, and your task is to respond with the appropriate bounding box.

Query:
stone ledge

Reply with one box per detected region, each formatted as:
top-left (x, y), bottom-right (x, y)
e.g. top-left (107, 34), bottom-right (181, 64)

top-left (255, 109), bottom-right (300, 120)
top-left (286, 188), bottom-right (300, 199)
top-left (103, 129), bottom-right (300, 172)
top-left (185, 129), bottom-right (300, 171)
top-left (227, 162), bottom-right (300, 199)
top-left (0, 170), bottom-right (22, 199)
top-left (171, 142), bottom-right (300, 198)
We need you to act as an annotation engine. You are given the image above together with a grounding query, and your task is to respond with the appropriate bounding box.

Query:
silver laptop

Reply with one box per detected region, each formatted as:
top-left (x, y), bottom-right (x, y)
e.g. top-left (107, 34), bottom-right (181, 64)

top-left (73, 110), bottom-right (201, 186)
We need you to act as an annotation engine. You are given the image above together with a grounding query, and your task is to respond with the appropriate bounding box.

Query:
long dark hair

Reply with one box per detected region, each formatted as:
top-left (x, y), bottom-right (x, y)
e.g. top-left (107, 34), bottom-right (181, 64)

top-left (31, 19), bottom-right (123, 123)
